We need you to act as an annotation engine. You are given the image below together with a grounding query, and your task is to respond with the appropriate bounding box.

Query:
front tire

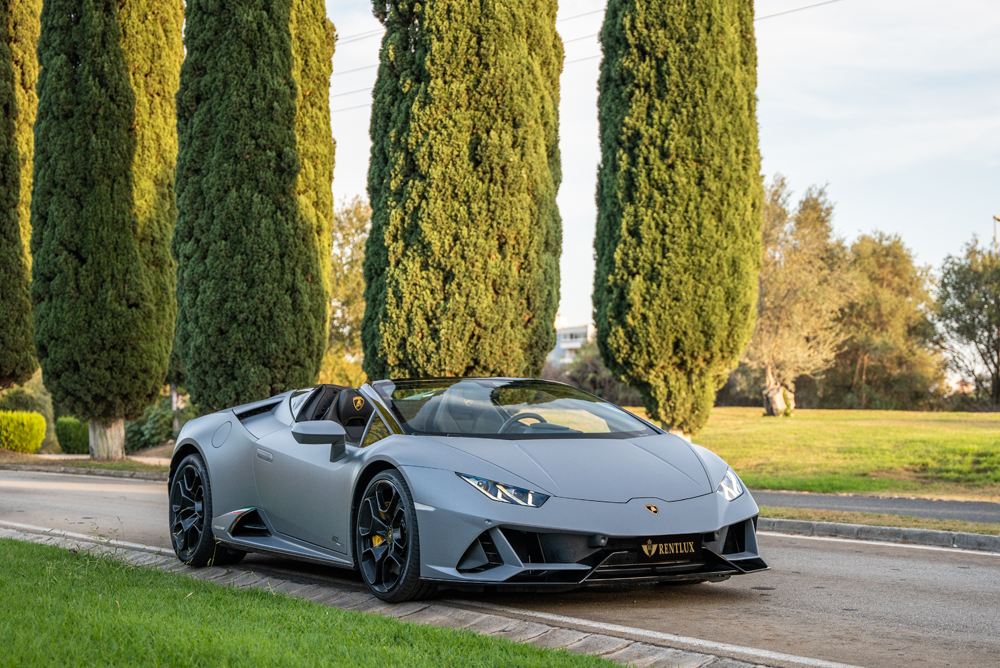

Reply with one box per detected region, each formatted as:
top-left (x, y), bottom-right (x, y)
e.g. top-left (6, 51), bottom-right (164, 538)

top-left (355, 470), bottom-right (435, 602)
top-left (169, 453), bottom-right (245, 567)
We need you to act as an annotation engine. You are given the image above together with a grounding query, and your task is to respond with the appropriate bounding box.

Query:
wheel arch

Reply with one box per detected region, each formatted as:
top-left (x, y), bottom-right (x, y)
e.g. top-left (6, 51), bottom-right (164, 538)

top-left (169, 439), bottom-right (206, 487)
top-left (349, 459), bottom-right (404, 567)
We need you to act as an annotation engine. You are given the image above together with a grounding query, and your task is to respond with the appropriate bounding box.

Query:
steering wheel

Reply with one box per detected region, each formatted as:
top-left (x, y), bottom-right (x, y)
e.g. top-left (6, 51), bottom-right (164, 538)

top-left (498, 412), bottom-right (548, 434)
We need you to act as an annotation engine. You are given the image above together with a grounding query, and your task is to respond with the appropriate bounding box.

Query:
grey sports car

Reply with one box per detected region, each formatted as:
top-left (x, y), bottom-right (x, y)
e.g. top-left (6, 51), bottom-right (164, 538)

top-left (168, 378), bottom-right (767, 602)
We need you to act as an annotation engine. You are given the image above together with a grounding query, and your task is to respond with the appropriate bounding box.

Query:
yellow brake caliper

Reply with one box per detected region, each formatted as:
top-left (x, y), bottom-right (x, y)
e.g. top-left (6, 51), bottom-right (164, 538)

top-left (372, 534), bottom-right (384, 547)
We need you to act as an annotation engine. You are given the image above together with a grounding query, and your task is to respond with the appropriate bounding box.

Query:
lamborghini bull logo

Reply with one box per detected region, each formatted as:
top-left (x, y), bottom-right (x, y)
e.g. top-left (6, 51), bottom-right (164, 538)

top-left (353, 396), bottom-right (365, 410)
top-left (645, 504), bottom-right (658, 514)
top-left (642, 539), bottom-right (697, 558)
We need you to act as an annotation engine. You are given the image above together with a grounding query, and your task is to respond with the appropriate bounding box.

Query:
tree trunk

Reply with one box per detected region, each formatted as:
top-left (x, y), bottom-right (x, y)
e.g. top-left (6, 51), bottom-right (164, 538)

top-left (170, 383), bottom-right (180, 434)
top-left (762, 363), bottom-right (791, 416)
top-left (89, 418), bottom-right (125, 460)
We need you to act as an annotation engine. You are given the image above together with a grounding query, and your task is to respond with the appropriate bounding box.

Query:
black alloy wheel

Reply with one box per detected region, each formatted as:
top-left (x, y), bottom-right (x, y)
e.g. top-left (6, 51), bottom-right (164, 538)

top-left (355, 470), bottom-right (435, 602)
top-left (169, 453), bottom-right (244, 567)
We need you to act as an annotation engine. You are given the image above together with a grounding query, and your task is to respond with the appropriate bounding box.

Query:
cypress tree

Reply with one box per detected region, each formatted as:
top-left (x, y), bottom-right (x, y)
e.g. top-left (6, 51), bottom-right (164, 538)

top-left (291, 0), bottom-right (337, 309)
top-left (363, 0), bottom-right (563, 380)
top-left (173, 0), bottom-right (334, 412)
top-left (31, 0), bottom-right (182, 458)
top-left (0, 0), bottom-right (40, 390)
top-left (593, 0), bottom-right (762, 435)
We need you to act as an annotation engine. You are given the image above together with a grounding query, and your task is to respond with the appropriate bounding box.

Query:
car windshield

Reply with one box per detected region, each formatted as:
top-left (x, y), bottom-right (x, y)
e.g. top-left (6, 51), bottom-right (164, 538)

top-left (371, 378), bottom-right (658, 439)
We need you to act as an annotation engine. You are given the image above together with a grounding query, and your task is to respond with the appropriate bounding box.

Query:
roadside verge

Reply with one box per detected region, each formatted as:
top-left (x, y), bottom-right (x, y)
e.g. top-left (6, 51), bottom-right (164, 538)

top-left (0, 520), bottom-right (858, 668)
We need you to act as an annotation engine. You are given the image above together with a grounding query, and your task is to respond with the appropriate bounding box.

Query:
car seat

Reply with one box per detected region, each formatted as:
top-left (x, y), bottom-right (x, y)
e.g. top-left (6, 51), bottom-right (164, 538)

top-left (334, 389), bottom-right (374, 443)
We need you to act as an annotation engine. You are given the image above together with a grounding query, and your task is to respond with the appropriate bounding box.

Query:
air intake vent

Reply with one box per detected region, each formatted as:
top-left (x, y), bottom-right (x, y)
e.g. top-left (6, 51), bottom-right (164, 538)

top-left (457, 531), bottom-right (504, 573)
top-left (231, 509), bottom-right (270, 537)
top-left (723, 520), bottom-right (746, 554)
top-left (234, 402), bottom-right (280, 421)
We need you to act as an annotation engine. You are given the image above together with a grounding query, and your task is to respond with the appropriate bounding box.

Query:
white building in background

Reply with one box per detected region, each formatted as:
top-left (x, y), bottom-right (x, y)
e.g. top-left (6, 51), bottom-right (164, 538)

top-left (547, 312), bottom-right (597, 367)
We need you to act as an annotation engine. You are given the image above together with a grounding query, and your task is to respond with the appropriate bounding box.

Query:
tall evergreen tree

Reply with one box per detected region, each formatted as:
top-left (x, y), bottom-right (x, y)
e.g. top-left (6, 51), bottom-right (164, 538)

top-left (363, 0), bottom-right (563, 380)
top-left (31, 0), bottom-right (182, 458)
top-left (0, 0), bottom-right (40, 390)
top-left (593, 0), bottom-right (762, 435)
top-left (291, 0), bottom-right (336, 310)
top-left (174, 0), bottom-right (334, 412)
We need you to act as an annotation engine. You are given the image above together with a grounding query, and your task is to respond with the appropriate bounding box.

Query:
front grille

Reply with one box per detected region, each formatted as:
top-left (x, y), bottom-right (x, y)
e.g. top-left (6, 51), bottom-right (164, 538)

top-left (500, 528), bottom-right (546, 565)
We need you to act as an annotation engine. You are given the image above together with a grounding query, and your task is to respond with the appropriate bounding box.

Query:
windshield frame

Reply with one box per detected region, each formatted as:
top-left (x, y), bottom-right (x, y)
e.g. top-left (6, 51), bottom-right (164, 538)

top-left (370, 378), bottom-right (662, 440)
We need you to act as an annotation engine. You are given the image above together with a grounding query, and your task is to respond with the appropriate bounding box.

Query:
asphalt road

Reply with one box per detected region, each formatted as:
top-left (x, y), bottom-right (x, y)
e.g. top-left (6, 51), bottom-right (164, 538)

top-left (753, 490), bottom-right (1000, 524)
top-left (2, 469), bottom-right (998, 668)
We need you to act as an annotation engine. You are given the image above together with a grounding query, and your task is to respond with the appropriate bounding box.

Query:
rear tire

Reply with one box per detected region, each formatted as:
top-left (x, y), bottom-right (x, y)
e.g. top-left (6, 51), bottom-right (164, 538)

top-left (169, 453), bottom-right (246, 567)
top-left (355, 469), bottom-right (436, 602)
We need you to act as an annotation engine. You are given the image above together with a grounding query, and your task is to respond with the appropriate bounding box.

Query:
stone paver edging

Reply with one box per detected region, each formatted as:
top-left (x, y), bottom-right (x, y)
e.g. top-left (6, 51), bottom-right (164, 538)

top-left (759, 517), bottom-right (1000, 552)
top-left (0, 463), bottom-right (168, 481)
top-left (0, 523), bottom-right (781, 668)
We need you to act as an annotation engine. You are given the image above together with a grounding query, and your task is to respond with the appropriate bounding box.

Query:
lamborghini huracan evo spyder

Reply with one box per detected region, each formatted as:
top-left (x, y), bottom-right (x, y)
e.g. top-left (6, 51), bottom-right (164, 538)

top-left (168, 378), bottom-right (768, 602)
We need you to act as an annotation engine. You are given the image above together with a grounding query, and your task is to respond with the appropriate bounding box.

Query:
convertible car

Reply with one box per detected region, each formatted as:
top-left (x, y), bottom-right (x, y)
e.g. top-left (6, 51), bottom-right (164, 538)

top-left (168, 378), bottom-right (767, 602)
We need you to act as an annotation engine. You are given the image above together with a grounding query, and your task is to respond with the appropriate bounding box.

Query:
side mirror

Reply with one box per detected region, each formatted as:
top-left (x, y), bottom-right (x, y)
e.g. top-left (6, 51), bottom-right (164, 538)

top-left (292, 421), bottom-right (347, 462)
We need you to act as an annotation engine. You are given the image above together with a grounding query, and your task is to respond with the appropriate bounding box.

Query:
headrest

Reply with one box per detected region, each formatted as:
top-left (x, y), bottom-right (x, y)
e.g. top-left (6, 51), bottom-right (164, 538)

top-left (336, 389), bottom-right (372, 425)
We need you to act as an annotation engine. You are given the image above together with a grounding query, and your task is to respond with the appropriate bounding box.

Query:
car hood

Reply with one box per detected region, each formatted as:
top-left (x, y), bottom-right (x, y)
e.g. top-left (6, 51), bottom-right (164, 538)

top-left (428, 433), bottom-right (713, 503)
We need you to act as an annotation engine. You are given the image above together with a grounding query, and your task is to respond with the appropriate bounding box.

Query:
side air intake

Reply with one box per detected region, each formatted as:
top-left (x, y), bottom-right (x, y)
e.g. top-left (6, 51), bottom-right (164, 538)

top-left (230, 509), bottom-right (270, 538)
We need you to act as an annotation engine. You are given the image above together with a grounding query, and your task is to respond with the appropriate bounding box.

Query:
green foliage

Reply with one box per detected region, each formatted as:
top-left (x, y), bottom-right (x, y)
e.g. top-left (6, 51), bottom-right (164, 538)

top-left (291, 0), bottom-right (337, 308)
top-left (124, 402), bottom-right (173, 453)
top-left (822, 233), bottom-right (945, 410)
top-left (593, 0), bottom-right (762, 435)
top-left (364, 0), bottom-right (563, 380)
top-left (55, 417), bottom-right (89, 455)
top-left (329, 196), bottom-right (370, 360)
top-left (30, 0), bottom-right (181, 423)
top-left (174, 0), bottom-right (333, 412)
top-left (742, 176), bottom-right (851, 394)
top-left (320, 197), bottom-right (371, 387)
top-left (938, 238), bottom-right (1000, 407)
top-left (0, 0), bottom-right (40, 389)
top-left (0, 409), bottom-right (44, 453)
top-left (0, 370), bottom-right (57, 451)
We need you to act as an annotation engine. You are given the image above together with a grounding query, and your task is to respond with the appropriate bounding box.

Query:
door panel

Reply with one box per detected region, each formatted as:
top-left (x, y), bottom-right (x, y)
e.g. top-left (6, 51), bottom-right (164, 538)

top-left (252, 427), bottom-right (358, 554)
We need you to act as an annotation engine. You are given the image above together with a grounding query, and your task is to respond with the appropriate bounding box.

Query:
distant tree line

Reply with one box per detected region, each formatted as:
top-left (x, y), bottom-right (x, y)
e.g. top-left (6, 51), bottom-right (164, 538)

top-left (715, 175), bottom-right (998, 413)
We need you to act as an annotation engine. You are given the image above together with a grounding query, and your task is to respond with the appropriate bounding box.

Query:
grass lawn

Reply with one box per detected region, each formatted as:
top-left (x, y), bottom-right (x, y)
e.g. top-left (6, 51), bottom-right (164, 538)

top-left (759, 505), bottom-right (1000, 536)
top-left (625, 407), bottom-right (1000, 501)
top-left (0, 449), bottom-right (168, 473)
top-left (0, 539), bottom-right (610, 668)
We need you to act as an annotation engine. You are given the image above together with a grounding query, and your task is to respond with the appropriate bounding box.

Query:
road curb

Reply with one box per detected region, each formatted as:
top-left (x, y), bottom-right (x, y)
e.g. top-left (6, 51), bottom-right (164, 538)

top-left (0, 463), bottom-right (167, 481)
top-left (759, 517), bottom-right (1000, 553)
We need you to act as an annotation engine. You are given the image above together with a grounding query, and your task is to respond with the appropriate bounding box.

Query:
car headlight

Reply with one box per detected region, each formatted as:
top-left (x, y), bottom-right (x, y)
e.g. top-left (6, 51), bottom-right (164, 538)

top-left (717, 468), bottom-right (744, 501)
top-left (457, 473), bottom-right (549, 508)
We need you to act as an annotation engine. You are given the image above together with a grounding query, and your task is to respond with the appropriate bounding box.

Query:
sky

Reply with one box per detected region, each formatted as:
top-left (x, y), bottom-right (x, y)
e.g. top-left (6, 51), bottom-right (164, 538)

top-left (324, 0), bottom-right (1000, 326)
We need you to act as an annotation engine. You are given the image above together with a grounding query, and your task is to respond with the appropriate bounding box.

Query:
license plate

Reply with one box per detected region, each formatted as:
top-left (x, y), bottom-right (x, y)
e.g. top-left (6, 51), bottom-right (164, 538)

top-left (636, 534), bottom-right (703, 564)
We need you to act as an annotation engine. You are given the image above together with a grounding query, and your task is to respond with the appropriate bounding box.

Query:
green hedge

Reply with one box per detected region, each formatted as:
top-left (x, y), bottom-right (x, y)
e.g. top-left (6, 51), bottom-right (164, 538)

top-left (0, 411), bottom-right (46, 454)
top-left (55, 417), bottom-right (89, 455)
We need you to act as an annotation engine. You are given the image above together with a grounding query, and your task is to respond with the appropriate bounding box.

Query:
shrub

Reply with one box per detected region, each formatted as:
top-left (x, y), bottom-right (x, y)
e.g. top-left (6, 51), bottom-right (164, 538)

top-left (125, 404), bottom-right (173, 453)
top-left (55, 417), bottom-right (89, 454)
top-left (0, 410), bottom-right (45, 454)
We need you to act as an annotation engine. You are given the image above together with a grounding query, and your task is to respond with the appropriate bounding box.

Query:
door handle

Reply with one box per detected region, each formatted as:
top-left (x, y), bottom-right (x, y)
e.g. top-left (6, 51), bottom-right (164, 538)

top-left (256, 449), bottom-right (273, 463)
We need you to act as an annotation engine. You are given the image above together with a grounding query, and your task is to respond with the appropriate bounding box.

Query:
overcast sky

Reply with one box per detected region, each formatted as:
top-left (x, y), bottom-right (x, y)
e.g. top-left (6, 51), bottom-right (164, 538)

top-left (324, 0), bottom-right (1000, 326)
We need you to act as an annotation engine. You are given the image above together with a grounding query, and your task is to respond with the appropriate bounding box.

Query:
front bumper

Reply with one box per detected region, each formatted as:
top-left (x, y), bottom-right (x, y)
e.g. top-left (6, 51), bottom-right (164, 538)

top-left (402, 465), bottom-right (768, 588)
